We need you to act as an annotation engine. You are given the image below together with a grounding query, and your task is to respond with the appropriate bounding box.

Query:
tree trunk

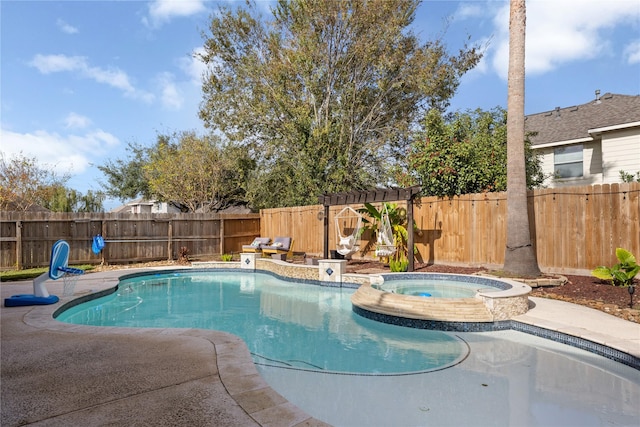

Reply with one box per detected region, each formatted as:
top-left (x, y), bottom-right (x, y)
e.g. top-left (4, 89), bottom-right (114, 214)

top-left (504, 0), bottom-right (541, 277)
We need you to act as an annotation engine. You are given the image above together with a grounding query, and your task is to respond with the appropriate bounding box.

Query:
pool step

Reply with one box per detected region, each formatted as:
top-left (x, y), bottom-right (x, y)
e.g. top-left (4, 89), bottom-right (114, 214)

top-left (351, 285), bottom-right (494, 323)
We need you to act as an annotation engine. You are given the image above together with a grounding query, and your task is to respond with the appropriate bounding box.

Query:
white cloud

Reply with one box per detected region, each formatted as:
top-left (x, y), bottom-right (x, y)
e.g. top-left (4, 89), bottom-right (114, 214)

top-left (625, 41), bottom-right (640, 64)
top-left (153, 46), bottom-right (211, 110)
top-left (486, 0), bottom-right (640, 80)
top-left (156, 72), bottom-right (184, 110)
top-left (0, 127), bottom-right (120, 176)
top-left (178, 46), bottom-right (207, 85)
top-left (454, 3), bottom-right (485, 21)
top-left (64, 112), bottom-right (92, 129)
top-left (29, 54), bottom-right (85, 73)
top-left (143, 0), bottom-right (207, 28)
top-left (29, 54), bottom-right (154, 103)
top-left (56, 19), bottom-right (78, 34)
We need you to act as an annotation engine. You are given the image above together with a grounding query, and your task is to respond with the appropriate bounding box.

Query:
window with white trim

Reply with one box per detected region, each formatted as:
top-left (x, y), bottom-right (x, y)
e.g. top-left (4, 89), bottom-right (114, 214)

top-left (554, 144), bottom-right (583, 178)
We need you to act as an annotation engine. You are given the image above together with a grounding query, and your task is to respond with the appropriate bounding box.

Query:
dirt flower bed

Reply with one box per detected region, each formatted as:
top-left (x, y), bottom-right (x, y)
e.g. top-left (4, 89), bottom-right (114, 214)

top-left (529, 274), bottom-right (639, 323)
top-left (91, 259), bottom-right (639, 323)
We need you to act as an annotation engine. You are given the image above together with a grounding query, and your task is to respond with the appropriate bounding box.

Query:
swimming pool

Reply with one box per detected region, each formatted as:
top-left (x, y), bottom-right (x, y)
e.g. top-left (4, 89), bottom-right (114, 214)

top-left (56, 270), bottom-right (640, 426)
top-left (57, 271), bottom-right (468, 374)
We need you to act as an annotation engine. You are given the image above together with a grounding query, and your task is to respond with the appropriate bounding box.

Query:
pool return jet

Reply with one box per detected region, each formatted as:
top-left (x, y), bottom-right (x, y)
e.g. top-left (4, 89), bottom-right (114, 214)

top-left (4, 240), bottom-right (84, 307)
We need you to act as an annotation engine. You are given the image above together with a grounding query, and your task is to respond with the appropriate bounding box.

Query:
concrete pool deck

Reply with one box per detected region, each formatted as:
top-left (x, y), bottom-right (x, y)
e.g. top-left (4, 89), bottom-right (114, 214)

top-left (1, 268), bottom-right (639, 426)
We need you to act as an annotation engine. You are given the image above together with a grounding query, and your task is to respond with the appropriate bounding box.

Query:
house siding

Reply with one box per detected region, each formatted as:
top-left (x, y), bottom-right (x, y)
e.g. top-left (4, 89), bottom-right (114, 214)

top-left (601, 127), bottom-right (640, 183)
top-left (538, 147), bottom-right (555, 185)
top-left (152, 202), bottom-right (182, 214)
top-left (539, 141), bottom-right (603, 188)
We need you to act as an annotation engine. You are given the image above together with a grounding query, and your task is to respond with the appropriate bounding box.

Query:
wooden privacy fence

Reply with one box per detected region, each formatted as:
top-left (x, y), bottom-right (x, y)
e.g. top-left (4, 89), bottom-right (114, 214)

top-left (2, 183), bottom-right (638, 274)
top-left (1, 212), bottom-right (260, 270)
top-left (260, 183), bottom-right (640, 275)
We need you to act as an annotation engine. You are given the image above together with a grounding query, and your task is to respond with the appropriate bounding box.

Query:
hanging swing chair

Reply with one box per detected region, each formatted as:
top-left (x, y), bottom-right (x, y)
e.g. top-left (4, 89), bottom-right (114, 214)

top-left (334, 206), bottom-right (363, 257)
top-left (375, 204), bottom-right (397, 257)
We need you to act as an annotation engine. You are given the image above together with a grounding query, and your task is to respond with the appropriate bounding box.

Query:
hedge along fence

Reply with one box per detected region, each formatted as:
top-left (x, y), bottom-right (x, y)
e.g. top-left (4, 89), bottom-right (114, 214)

top-left (260, 182), bottom-right (640, 275)
top-left (0, 212), bottom-right (260, 270)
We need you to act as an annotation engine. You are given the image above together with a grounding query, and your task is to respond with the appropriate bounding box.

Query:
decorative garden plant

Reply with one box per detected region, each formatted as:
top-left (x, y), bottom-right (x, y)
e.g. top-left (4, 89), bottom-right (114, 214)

top-left (357, 202), bottom-right (413, 271)
top-left (389, 253), bottom-right (409, 272)
top-left (591, 248), bottom-right (640, 288)
top-left (178, 246), bottom-right (190, 264)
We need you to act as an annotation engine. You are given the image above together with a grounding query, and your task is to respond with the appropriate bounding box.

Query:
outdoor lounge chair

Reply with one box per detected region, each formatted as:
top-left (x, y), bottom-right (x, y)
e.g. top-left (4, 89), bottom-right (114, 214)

top-left (242, 237), bottom-right (271, 253)
top-left (261, 237), bottom-right (294, 260)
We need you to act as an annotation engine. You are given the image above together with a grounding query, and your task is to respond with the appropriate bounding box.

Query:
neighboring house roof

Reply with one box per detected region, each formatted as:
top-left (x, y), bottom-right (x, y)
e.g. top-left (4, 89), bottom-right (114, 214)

top-left (1, 199), bottom-right (50, 212)
top-left (109, 204), bottom-right (131, 213)
top-left (111, 198), bottom-right (252, 214)
top-left (109, 197), bottom-right (152, 213)
top-left (525, 93), bottom-right (640, 146)
top-left (0, 193), bottom-right (50, 212)
top-left (211, 203), bottom-right (253, 214)
top-left (126, 197), bottom-right (154, 206)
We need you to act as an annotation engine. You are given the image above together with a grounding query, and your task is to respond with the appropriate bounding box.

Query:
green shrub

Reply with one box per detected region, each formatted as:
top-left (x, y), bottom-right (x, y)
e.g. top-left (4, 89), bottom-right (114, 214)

top-left (619, 170), bottom-right (640, 183)
top-left (591, 248), bottom-right (639, 287)
top-left (221, 253), bottom-right (233, 262)
top-left (389, 254), bottom-right (408, 272)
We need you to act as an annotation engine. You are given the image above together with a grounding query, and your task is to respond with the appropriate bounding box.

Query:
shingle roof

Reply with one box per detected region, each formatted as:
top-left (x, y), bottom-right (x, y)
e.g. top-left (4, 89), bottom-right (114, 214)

top-left (525, 93), bottom-right (640, 146)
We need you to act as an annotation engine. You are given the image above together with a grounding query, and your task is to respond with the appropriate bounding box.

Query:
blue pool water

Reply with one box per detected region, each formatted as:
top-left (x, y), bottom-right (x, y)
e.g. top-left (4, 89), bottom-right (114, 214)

top-left (56, 270), bottom-right (640, 427)
top-left (373, 276), bottom-right (504, 297)
top-left (375, 279), bottom-right (478, 297)
top-left (57, 271), bottom-right (468, 374)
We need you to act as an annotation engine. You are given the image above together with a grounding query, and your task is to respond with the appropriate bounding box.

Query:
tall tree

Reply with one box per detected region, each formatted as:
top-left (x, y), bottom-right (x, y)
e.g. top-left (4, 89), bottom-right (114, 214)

top-left (0, 152), bottom-right (103, 212)
top-left (98, 133), bottom-right (253, 212)
top-left (143, 132), bottom-right (254, 212)
top-left (503, 0), bottom-right (541, 276)
top-left (198, 0), bottom-right (482, 208)
top-left (98, 142), bottom-right (153, 202)
top-left (41, 187), bottom-right (105, 212)
top-left (75, 190), bottom-right (106, 213)
top-left (408, 107), bottom-right (545, 196)
top-left (0, 152), bottom-right (68, 211)
top-left (41, 185), bottom-right (77, 212)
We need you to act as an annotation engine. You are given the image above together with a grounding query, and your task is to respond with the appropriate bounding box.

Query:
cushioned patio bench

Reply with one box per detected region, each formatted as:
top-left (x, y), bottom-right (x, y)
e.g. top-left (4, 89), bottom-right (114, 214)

top-left (261, 237), bottom-right (294, 260)
top-left (242, 237), bottom-right (271, 253)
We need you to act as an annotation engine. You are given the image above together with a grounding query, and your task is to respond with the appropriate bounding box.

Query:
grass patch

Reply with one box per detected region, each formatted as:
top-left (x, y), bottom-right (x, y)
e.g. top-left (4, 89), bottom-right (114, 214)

top-left (1, 265), bottom-right (95, 282)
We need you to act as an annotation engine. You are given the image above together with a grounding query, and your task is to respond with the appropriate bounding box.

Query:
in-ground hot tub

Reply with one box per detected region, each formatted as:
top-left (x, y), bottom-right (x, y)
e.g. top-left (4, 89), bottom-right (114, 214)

top-left (352, 273), bottom-right (532, 331)
top-left (372, 277), bottom-right (504, 298)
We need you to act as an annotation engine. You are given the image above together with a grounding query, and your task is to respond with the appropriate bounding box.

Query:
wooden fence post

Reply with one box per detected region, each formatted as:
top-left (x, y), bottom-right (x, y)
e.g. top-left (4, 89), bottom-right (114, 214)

top-left (408, 200), bottom-right (415, 272)
top-left (101, 220), bottom-right (107, 265)
top-left (323, 205), bottom-right (329, 259)
top-left (167, 220), bottom-right (173, 261)
top-left (220, 218), bottom-right (225, 255)
top-left (16, 220), bottom-right (22, 270)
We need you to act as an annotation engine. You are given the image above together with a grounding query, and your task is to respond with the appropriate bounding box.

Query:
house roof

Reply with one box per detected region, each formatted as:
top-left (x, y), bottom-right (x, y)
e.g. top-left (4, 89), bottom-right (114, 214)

top-left (2, 199), bottom-right (50, 212)
top-left (126, 197), bottom-right (155, 206)
top-left (525, 93), bottom-right (640, 146)
top-left (109, 204), bottom-right (131, 213)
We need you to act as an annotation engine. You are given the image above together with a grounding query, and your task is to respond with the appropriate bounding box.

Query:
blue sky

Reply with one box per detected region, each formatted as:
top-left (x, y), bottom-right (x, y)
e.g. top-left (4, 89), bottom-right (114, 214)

top-left (2, 0), bottom-right (639, 211)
